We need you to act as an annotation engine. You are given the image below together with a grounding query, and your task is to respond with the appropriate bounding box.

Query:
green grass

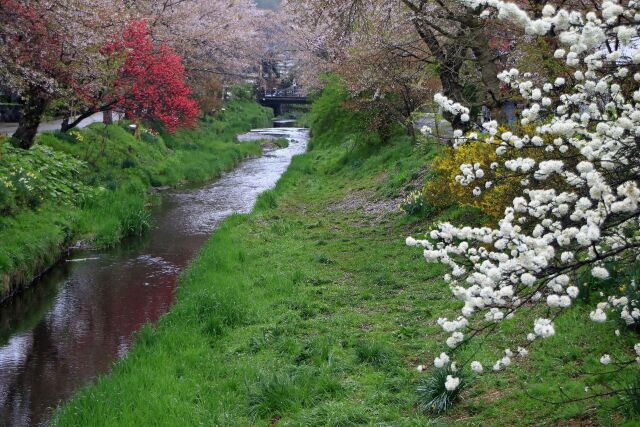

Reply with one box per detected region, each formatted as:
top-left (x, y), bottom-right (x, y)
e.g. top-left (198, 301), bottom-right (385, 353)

top-left (0, 204), bottom-right (79, 297)
top-left (0, 99), bottom-right (272, 298)
top-left (273, 137), bottom-right (290, 148)
top-left (51, 103), bottom-right (639, 425)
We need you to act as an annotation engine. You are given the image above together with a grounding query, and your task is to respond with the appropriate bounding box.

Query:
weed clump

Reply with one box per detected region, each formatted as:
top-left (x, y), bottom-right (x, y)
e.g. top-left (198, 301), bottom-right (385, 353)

top-left (417, 367), bottom-right (468, 414)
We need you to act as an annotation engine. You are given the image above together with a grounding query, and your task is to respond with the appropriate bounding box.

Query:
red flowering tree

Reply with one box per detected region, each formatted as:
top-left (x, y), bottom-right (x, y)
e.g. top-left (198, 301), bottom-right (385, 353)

top-left (104, 20), bottom-right (200, 134)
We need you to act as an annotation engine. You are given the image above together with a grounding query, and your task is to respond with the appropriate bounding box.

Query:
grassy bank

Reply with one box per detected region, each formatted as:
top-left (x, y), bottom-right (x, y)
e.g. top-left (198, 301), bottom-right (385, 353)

top-left (0, 99), bottom-right (272, 299)
top-left (52, 88), bottom-right (636, 425)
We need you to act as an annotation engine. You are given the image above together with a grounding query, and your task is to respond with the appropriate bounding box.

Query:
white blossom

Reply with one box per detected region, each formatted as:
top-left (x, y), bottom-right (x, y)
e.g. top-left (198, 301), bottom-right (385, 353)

top-left (434, 352), bottom-right (450, 368)
top-left (471, 361), bottom-right (483, 373)
top-left (445, 375), bottom-right (461, 391)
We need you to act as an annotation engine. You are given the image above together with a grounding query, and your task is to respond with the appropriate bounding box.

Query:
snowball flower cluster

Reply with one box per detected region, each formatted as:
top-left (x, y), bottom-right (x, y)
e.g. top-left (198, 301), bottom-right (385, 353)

top-left (434, 352), bottom-right (450, 368)
top-left (471, 361), bottom-right (483, 373)
top-left (445, 375), bottom-right (461, 391)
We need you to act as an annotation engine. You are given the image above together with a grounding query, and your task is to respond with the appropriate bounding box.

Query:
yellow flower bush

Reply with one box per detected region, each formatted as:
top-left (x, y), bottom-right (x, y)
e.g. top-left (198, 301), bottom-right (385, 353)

top-left (423, 141), bottom-right (511, 222)
top-left (423, 125), bottom-right (559, 224)
top-left (69, 130), bottom-right (84, 143)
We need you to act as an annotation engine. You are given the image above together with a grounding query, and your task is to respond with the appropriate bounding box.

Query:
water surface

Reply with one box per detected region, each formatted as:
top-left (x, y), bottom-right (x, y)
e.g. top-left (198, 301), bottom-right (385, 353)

top-left (0, 128), bottom-right (308, 426)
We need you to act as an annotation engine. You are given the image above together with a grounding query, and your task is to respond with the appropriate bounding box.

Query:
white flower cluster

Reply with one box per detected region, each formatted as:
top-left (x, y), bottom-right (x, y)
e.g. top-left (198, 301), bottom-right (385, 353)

top-left (445, 375), bottom-right (461, 391)
top-left (434, 92), bottom-right (471, 128)
top-left (409, 0), bottom-right (640, 377)
top-left (590, 285), bottom-right (640, 329)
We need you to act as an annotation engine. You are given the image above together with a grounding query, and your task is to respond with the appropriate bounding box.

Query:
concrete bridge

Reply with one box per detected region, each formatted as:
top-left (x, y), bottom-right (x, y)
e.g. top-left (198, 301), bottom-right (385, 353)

top-left (257, 90), bottom-right (309, 116)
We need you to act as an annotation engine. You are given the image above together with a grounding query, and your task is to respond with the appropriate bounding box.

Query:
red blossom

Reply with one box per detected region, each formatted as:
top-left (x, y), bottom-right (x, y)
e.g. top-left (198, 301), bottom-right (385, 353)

top-left (104, 20), bottom-right (200, 133)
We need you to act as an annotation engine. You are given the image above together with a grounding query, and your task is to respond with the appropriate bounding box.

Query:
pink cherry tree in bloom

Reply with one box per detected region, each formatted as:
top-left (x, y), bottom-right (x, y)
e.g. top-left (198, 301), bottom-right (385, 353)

top-left (407, 0), bottom-right (640, 399)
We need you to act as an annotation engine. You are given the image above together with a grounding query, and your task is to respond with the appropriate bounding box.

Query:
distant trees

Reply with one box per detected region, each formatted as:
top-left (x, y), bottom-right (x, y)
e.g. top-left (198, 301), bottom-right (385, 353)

top-left (287, 0), bottom-right (516, 127)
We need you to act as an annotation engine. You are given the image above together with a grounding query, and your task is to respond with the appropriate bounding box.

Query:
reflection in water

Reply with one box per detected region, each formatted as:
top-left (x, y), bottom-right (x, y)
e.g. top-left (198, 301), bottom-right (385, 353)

top-left (0, 128), bottom-right (308, 427)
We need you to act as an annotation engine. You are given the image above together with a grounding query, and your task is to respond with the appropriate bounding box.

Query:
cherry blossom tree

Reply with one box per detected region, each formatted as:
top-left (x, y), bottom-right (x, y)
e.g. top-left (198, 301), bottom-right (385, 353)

top-left (287, 0), bottom-right (521, 127)
top-left (0, 0), bottom-right (69, 148)
top-left (133, 0), bottom-right (272, 89)
top-left (407, 0), bottom-right (640, 401)
top-left (1, 0), bottom-right (269, 147)
top-left (0, 0), bottom-right (129, 148)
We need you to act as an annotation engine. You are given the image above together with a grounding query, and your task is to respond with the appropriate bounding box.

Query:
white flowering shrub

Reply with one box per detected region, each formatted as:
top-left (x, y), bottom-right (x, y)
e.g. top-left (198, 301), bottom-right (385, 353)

top-left (408, 0), bottom-right (640, 396)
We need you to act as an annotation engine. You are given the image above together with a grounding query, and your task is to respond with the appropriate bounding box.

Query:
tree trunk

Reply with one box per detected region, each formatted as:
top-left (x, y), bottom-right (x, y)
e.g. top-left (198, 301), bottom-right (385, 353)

top-left (439, 58), bottom-right (466, 125)
top-left (61, 109), bottom-right (96, 132)
top-left (134, 119), bottom-right (141, 139)
top-left (468, 26), bottom-right (506, 122)
top-left (103, 110), bottom-right (113, 125)
top-left (61, 117), bottom-right (70, 133)
top-left (13, 86), bottom-right (47, 149)
top-left (413, 19), bottom-right (468, 133)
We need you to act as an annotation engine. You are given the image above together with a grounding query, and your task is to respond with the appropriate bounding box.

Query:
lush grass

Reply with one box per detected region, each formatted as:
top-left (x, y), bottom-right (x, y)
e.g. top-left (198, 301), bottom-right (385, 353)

top-left (0, 99), bottom-right (272, 298)
top-left (0, 204), bottom-right (79, 297)
top-left (52, 95), bottom-right (638, 425)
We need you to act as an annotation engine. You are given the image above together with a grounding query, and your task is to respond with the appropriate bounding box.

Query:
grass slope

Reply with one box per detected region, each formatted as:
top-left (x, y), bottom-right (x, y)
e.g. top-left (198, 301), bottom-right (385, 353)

top-left (52, 121), bottom-right (635, 425)
top-left (0, 100), bottom-right (272, 298)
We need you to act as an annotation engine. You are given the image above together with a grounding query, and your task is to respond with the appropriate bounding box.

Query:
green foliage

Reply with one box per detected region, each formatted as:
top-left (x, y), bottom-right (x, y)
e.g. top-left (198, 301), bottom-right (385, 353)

top-left (247, 372), bottom-right (299, 418)
top-left (255, 190), bottom-right (278, 210)
top-left (51, 89), bottom-right (638, 426)
top-left (273, 137), bottom-right (289, 148)
top-left (354, 339), bottom-right (395, 367)
top-left (399, 189), bottom-right (430, 216)
top-left (0, 205), bottom-right (79, 295)
top-left (77, 184), bottom-right (151, 248)
top-left (0, 144), bottom-right (92, 214)
top-left (624, 373), bottom-right (640, 418)
top-left (51, 149), bottom-right (635, 425)
top-left (308, 76), bottom-right (383, 149)
top-left (229, 84), bottom-right (257, 101)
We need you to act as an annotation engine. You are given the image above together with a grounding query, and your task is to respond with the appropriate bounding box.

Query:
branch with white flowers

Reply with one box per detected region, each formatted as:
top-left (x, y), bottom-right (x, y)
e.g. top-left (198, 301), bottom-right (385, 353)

top-left (409, 0), bottom-right (640, 400)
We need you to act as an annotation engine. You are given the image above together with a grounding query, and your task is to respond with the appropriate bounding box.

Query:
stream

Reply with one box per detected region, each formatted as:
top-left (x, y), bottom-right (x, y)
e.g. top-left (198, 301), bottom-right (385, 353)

top-left (0, 127), bottom-right (309, 427)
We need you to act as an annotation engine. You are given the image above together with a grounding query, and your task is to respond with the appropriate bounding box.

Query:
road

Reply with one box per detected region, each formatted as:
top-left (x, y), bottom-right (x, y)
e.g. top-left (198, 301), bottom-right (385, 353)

top-left (0, 112), bottom-right (116, 136)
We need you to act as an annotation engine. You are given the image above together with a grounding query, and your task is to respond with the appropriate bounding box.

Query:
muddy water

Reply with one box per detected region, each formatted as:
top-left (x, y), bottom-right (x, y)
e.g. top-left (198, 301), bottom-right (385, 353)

top-left (0, 128), bottom-right (309, 427)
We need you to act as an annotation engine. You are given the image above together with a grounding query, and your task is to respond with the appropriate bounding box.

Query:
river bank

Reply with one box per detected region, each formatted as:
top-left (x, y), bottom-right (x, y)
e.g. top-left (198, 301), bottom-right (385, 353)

top-left (0, 128), bottom-right (308, 426)
top-left (51, 89), bottom-right (632, 425)
top-left (0, 99), bottom-right (272, 301)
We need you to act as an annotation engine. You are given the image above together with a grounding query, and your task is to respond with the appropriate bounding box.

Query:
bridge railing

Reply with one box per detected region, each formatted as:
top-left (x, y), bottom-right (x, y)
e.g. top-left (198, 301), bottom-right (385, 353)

top-left (257, 88), bottom-right (304, 99)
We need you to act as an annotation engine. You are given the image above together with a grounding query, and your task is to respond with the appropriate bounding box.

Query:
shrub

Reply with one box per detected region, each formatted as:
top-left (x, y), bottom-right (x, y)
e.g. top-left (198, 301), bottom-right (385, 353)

top-left (399, 189), bottom-right (429, 216)
top-left (417, 367), bottom-right (468, 414)
top-left (354, 339), bottom-right (394, 367)
top-left (247, 372), bottom-right (299, 418)
top-left (0, 144), bottom-right (92, 214)
top-left (308, 76), bottom-right (382, 149)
